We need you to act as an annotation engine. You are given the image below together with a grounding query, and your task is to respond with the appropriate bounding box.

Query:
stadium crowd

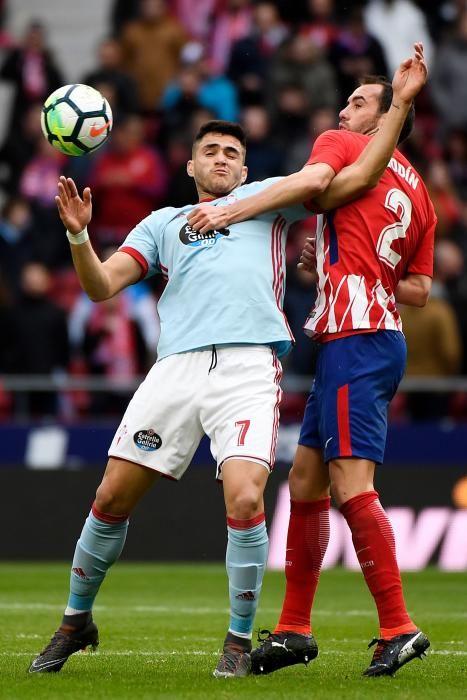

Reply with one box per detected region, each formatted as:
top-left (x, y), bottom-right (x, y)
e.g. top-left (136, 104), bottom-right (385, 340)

top-left (0, 0), bottom-right (466, 420)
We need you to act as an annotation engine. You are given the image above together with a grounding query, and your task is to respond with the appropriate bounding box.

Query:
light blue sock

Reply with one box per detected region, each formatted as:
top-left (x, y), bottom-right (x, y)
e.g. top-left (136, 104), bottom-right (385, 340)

top-left (66, 510), bottom-right (129, 612)
top-left (226, 518), bottom-right (269, 639)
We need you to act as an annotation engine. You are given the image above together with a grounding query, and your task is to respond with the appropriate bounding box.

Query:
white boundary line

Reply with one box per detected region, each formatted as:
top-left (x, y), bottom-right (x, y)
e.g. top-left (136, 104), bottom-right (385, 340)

top-left (3, 649), bottom-right (466, 657)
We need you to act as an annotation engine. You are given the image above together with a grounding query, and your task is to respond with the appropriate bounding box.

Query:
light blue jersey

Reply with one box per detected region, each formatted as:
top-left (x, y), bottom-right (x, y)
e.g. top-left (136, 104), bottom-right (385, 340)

top-left (119, 178), bottom-right (310, 360)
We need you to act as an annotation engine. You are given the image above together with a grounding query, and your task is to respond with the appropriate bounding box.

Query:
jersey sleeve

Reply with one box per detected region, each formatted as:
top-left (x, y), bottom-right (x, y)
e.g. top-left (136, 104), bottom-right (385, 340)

top-left (118, 212), bottom-right (162, 279)
top-left (237, 177), bottom-right (312, 224)
top-left (406, 214), bottom-right (436, 277)
top-left (306, 129), bottom-right (352, 175)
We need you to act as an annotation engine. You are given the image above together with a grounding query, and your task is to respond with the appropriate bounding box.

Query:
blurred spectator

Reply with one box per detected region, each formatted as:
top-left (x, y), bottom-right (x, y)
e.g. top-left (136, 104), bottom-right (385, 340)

top-left (0, 196), bottom-right (38, 298)
top-left (88, 113), bottom-right (168, 248)
top-left (443, 129), bottom-right (467, 199)
top-left (0, 21), bottom-right (63, 147)
top-left (364, 0), bottom-right (434, 75)
top-left (283, 220), bottom-right (319, 376)
top-left (298, 0), bottom-right (339, 52)
top-left (269, 34), bottom-right (338, 114)
top-left (111, 0), bottom-right (140, 36)
top-left (162, 110), bottom-right (212, 207)
top-left (0, 275), bottom-right (15, 417)
top-left (11, 262), bottom-right (69, 416)
top-left (399, 239), bottom-right (463, 420)
top-left (210, 0), bottom-right (253, 73)
top-left (19, 138), bottom-right (70, 268)
top-left (119, 0), bottom-right (187, 111)
top-left (430, 10), bottom-right (467, 133)
top-left (271, 83), bottom-right (313, 152)
top-left (68, 283), bottom-right (156, 414)
top-left (329, 7), bottom-right (388, 101)
top-left (0, 102), bottom-right (43, 195)
top-left (82, 37), bottom-right (139, 115)
top-left (69, 277), bottom-right (160, 374)
top-left (242, 105), bottom-right (284, 181)
top-left (161, 41), bottom-right (239, 125)
top-left (0, 274), bottom-right (16, 373)
top-left (0, 0), bottom-right (14, 52)
top-left (283, 105), bottom-right (336, 174)
top-left (174, 0), bottom-right (221, 42)
top-left (227, 1), bottom-right (289, 106)
top-left (425, 159), bottom-right (462, 238)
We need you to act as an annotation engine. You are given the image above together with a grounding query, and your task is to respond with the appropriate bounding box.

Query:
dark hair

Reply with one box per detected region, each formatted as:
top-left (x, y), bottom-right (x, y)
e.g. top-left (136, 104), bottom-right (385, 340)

top-left (359, 75), bottom-right (415, 144)
top-left (193, 120), bottom-right (247, 151)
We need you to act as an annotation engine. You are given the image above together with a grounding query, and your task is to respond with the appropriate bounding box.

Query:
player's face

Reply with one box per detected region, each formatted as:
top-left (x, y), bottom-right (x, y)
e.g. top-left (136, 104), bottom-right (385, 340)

top-left (188, 133), bottom-right (247, 198)
top-left (338, 84), bottom-right (385, 135)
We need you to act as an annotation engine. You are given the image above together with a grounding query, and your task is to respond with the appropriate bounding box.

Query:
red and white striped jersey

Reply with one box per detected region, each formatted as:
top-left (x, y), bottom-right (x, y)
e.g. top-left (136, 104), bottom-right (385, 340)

top-left (303, 130), bottom-right (437, 341)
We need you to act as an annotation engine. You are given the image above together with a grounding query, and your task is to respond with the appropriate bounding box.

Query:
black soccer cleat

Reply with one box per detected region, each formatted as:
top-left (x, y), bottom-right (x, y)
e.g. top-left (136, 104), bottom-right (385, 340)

top-left (213, 633), bottom-right (252, 678)
top-left (363, 629), bottom-right (430, 677)
top-left (28, 618), bottom-right (99, 673)
top-left (250, 629), bottom-right (318, 675)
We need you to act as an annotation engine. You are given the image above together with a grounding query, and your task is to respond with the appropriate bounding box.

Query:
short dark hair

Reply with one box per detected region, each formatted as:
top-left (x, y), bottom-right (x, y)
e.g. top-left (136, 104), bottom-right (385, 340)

top-left (359, 75), bottom-right (415, 144)
top-left (193, 120), bottom-right (247, 151)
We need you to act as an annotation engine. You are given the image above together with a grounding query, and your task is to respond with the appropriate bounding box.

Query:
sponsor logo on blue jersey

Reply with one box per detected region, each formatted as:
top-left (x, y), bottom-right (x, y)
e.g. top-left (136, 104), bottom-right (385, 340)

top-left (179, 223), bottom-right (230, 248)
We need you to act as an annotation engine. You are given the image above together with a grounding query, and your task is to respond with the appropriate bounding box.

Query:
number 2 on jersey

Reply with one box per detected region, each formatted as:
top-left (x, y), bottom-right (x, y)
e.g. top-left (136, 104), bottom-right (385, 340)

top-left (235, 419), bottom-right (251, 447)
top-left (376, 188), bottom-right (412, 269)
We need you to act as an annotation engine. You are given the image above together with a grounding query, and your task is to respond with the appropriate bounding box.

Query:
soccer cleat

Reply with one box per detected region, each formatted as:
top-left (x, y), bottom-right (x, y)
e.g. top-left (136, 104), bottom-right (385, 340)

top-left (213, 633), bottom-right (252, 678)
top-left (250, 629), bottom-right (318, 675)
top-left (28, 618), bottom-right (99, 673)
top-left (363, 629), bottom-right (430, 677)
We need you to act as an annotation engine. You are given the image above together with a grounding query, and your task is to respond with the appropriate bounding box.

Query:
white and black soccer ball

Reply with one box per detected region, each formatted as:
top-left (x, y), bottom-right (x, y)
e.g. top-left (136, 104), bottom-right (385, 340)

top-left (41, 84), bottom-right (113, 156)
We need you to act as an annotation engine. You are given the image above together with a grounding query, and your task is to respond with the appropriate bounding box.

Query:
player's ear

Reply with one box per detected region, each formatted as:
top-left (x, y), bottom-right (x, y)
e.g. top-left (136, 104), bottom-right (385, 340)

top-left (240, 165), bottom-right (248, 184)
top-left (187, 160), bottom-right (194, 178)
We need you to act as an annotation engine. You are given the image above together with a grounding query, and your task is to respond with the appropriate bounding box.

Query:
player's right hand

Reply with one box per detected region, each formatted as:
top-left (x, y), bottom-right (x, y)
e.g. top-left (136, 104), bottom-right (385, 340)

top-left (55, 176), bottom-right (92, 235)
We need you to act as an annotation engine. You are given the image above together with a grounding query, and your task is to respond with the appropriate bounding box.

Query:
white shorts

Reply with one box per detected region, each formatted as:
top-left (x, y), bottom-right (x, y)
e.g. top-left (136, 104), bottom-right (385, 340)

top-left (108, 345), bottom-right (283, 480)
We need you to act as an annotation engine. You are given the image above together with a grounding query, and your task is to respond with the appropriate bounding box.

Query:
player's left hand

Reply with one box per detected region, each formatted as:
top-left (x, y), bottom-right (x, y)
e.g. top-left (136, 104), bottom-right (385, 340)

top-left (297, 236), bottom-right (316, 272)
top-left (392, 42), bottom-right (427, 105)
top-left (187, 203), bottom-right (230, 233)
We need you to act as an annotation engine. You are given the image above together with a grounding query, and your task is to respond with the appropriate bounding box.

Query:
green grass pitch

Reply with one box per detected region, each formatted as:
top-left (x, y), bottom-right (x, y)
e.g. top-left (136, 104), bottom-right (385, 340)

top-left (0, 563), bottom-right (465, 699)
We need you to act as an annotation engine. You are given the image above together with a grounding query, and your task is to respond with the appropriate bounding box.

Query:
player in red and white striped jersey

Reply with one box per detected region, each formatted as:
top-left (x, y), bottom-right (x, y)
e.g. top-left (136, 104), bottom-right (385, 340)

top-left (188, 45), bottom-right (433, 677)
top-left (304, 105), bottom-right (436, 341)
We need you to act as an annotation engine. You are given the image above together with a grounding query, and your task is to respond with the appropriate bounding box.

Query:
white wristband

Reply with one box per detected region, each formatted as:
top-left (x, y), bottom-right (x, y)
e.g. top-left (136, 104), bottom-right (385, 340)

top-left (66, 227), bottom-right (89, 245)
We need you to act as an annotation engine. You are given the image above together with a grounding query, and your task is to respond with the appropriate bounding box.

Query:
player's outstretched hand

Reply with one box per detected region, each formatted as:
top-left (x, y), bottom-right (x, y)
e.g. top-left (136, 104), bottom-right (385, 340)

top-left (297, 236), bottom-right (316, 272)
top-left (187, 203), bottom-right (230, 234)
top-left (55, 176), bottom-right (92, 235)
top-left (392, 42), bottom-right (427, 105)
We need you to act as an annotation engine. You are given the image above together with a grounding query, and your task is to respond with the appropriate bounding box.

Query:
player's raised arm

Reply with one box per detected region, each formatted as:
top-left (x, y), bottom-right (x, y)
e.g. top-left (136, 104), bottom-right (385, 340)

top-left (186, 162), bottom-right (334, 234)
top-left (316, 43), bottom-right (427, 210)
top-left (56, 176), bottom-right (141, 301)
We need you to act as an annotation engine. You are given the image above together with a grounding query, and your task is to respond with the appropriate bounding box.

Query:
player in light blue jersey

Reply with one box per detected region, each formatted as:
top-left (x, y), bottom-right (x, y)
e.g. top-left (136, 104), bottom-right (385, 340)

top-left (29, 115), bottom-right (415, 678)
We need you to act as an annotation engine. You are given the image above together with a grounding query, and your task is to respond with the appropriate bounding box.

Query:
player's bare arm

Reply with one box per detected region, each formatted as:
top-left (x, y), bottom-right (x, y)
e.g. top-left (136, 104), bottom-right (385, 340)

top-left (187, 163), bottom-right (334, 234)
top-left (316, 43), bottom-right (427, 210)
top-left (56, 175), bottom-right (141, 301)
top-left (395, 273), bottom-right (431, 307)
top-left (188, 45), bottom-right (427, 234)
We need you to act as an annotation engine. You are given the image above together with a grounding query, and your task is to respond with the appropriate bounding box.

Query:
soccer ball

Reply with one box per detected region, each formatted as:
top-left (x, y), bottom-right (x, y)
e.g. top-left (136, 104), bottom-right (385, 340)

top-left (41, 84), bottom-right (112, 156)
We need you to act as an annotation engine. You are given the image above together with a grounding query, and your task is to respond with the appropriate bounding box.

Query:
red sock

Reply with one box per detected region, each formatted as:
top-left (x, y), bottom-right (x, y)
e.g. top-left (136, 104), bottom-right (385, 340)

top-left (340, 490), bottom-right (417, 639)
top-left (275, 497), bottom-right (331, 635)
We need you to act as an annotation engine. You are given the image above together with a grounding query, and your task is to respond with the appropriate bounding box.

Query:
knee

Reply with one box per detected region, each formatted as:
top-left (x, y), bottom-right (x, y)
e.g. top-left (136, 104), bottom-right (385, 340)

top-left (227, 487), bottom-right (262, 520)
top-left (95, 478), bottom-right (129, 515)
top-left (288, 462), bottom-right (329, 502)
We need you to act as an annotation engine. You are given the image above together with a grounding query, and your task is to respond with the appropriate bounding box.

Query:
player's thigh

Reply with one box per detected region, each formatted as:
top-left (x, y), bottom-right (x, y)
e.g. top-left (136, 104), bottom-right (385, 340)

top-left (108, 353), bottom-right (204, 480)
top-left (96, 457), bottom-right (160, 514)
top-left (289, 444), bottom-right (330, 501)
top-left (202, 346), bottom-right (282, 479)
top-left (328, 457), bottom-right (376, 507)
top-left (317, 331), bottom-right (406, 464)
top-left (297, 377), bottom-right (323, 454)
top-left (222, 458), bottom-right (269, 519)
